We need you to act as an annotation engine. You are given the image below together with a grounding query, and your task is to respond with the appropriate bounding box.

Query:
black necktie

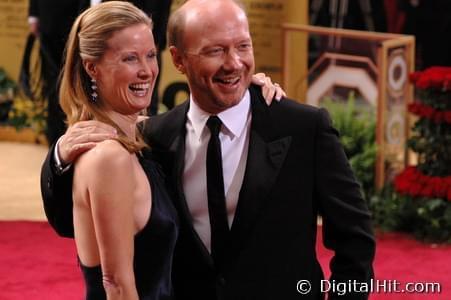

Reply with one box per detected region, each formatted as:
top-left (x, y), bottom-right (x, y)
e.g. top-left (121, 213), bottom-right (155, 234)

top-left (206, 116), bottom-right (229, 270)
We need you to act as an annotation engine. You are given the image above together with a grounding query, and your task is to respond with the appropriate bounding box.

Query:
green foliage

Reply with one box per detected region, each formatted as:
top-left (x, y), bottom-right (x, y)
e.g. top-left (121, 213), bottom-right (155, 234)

top-left (408, 87), bottom-right (451, 177)
top-left (0, 67), bottom-right (46, 133)
top-left (322, 93), bottom-right (377, 199)
top-left (0, 68), bottom-right (16, 122)
top-left (370, 186), bottom-right (451, 243)
top-left (0, 68), bottom-right (16, 95)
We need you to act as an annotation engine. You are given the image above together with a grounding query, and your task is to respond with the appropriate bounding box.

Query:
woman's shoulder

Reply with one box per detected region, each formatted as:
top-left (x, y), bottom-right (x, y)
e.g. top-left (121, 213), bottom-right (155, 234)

top-left (76, 139), bottom-right (134, 175)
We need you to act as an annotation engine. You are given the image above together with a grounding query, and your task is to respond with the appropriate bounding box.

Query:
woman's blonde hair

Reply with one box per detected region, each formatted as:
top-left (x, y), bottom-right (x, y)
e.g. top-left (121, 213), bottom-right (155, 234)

top-left (60, 1), bottom-right (153, 153)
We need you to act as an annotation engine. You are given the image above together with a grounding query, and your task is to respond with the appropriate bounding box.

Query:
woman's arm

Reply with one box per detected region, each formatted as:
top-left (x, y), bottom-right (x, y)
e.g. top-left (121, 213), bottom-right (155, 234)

top-left (78, 140), bottom-right (140, 300)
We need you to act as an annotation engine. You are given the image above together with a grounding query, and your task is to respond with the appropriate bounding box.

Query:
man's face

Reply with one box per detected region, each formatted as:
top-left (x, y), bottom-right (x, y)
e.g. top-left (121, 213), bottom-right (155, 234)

top-left (174, 3), bottom-right (255, 114)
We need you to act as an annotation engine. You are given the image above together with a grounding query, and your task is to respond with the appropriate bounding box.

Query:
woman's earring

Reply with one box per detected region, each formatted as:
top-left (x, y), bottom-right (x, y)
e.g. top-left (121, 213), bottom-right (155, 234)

top-left (90, 78), bottom-right (98, 103)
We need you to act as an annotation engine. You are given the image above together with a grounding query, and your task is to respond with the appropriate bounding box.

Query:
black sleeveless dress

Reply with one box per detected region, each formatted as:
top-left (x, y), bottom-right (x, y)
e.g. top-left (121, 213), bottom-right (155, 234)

top-left (78, 156), bottom-right (179, 300)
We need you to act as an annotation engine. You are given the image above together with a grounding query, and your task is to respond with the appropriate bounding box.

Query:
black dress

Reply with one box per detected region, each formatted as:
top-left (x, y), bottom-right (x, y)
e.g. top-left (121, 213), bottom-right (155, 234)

top-left (78, 156), bottom-right (179, 300)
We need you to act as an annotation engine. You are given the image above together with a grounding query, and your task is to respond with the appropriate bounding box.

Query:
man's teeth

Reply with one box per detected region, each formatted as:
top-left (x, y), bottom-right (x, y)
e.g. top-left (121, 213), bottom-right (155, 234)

top-left (217, 77), bottom-right (240, 84)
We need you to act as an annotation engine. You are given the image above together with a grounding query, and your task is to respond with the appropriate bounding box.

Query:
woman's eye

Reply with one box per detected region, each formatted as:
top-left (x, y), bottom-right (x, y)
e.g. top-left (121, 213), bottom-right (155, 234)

top-left (124, 55), bottom-right (137, 62)
top-left (147, 52), bottom-right (157, 59)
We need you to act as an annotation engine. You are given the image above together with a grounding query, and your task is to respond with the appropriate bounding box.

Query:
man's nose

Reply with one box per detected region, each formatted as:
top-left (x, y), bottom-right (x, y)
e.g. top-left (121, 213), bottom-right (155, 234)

top-left (223, 49), bottom-right (243, 70)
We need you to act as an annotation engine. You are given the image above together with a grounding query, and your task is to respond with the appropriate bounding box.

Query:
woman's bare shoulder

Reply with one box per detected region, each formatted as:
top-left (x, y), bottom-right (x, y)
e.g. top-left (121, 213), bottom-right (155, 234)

top-left (76, 139), bottom-right (134, 178)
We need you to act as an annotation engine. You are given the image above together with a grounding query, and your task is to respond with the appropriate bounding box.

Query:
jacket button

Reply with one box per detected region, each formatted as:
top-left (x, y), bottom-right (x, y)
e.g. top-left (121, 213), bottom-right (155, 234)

top-left (47, 178), bottom-right (52, 189)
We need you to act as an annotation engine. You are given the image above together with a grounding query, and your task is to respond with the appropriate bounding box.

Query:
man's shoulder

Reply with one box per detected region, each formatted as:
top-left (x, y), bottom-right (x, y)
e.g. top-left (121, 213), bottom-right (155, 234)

top-left (249, 84), bottom-right (320, 117)
top-left (144, 101), bottom-right (189, 147)
top-left (274, 97), bottom-right (320, 114)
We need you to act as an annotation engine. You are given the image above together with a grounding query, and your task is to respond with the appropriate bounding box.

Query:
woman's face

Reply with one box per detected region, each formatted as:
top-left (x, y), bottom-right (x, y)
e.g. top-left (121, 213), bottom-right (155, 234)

top-left (93, 23), bottom-right (158, 115)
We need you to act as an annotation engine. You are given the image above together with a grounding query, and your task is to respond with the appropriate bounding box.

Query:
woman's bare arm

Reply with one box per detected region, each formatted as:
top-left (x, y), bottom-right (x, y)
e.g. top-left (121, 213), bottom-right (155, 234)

top-left (77, 140), bottom-right (139, 300)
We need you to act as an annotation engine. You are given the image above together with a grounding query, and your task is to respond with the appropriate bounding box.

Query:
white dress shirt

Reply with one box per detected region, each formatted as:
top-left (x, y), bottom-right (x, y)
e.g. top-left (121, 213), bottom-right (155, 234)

top-left (183, 91), bottom-right (252, 252)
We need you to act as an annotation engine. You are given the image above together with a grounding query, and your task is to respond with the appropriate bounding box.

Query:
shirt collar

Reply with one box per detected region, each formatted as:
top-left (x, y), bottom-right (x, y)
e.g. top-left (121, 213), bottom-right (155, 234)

top-left (187, 90), bottom-right (251, 141)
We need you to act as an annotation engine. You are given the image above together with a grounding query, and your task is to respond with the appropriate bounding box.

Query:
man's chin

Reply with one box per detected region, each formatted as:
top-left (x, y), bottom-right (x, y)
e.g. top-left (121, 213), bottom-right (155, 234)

top-left (216, 95), bottom-right (243, 109)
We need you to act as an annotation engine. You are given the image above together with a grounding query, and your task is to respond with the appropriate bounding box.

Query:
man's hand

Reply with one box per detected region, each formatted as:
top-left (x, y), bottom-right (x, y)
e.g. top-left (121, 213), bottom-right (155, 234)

top-left (58, 121), bottom-right (118, 165)
top-left (251, 72), bottom-right (287, 105)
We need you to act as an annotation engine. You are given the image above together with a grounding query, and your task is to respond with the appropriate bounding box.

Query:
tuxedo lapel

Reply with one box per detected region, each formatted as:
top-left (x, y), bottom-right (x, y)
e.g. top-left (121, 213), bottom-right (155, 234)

top-left (228, 87), bottom-right (292, 261)
top-left (165, 103), bottom-right (215, 269)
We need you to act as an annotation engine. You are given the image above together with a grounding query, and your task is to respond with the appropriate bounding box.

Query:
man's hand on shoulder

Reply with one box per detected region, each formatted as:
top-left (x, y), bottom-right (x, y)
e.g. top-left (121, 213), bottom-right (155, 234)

top-left (58, 121), bottom-right (118, 165)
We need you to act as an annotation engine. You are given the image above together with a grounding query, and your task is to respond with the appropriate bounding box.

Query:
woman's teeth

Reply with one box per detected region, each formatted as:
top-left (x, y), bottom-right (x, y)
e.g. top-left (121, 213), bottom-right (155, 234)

top-left (129, 83), bottom-right (150, 96)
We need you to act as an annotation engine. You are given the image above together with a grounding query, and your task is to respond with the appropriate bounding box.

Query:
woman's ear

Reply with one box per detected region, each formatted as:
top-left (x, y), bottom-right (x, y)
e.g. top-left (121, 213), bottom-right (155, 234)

top-left (83, 60), bottom-right (97, 79)
top-left (169, 46), bottom-right (185, 74)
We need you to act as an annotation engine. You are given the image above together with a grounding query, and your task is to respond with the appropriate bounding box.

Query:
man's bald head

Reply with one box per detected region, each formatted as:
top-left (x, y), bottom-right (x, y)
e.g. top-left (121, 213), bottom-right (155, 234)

top-left (167, 0), bottom-right (247, 51)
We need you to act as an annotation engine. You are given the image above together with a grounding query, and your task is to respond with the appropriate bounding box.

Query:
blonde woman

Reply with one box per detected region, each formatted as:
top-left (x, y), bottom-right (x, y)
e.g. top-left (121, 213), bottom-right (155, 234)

top-left (60, 2), bottom-right (177, 299)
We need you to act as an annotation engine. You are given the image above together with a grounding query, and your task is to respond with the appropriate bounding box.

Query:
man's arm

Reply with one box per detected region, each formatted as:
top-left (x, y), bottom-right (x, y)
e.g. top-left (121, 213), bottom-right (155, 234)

top-left (314, 108), bottom-right (375, 299)
top-left (40, 143), bottom-right (75, 237)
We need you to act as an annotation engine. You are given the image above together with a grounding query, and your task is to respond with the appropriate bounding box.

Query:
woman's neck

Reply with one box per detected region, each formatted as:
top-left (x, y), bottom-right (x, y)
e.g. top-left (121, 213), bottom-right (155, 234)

top-left (106, 111), bottom-right (139, 140)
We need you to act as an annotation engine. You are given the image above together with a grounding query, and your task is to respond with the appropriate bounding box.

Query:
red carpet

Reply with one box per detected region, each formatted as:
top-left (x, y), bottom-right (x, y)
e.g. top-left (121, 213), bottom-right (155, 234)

top-left (1, 221), bottom-right (450, 299)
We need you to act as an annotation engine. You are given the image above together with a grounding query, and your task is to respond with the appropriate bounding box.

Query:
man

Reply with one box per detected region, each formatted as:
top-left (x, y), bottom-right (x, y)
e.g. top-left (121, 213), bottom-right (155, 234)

top-left (28, 0), bottom-right (80, 145)
top-left (41, 0), bottom-right (375, 299)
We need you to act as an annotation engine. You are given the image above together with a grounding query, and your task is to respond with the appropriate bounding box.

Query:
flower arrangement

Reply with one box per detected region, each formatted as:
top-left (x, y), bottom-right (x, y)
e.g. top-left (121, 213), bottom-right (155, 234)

top-left (7, 96), bottom-right (47, 134)
top-left (385, 66), bottom-right (451, 243)
top-left (0, 68), bottom-right (16, 121)
top-left (0, 67), bottom-right (47, 135)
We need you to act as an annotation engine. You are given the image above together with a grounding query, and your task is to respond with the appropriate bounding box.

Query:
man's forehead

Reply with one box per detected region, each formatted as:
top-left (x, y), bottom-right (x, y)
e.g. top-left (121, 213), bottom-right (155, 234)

top-left (182, 0), bottom-right (247, 25)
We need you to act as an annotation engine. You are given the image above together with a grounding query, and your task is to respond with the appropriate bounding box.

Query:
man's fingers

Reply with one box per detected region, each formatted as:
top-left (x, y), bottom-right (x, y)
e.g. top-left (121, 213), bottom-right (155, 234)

top-left (74, 142), bottom-right (97, 154)
top-left (73, 133), bottom-right (117, 144)
top-left (72, 120), bottom-right (117, 134)
top-left (66, 142), bottom-right (97, 162)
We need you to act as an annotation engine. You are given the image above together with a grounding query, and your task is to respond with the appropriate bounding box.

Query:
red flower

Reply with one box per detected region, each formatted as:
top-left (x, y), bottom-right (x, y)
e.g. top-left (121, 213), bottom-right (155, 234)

top-left (407, 102), bottom-right (451, 124)
top-left (410, 66), bottom-right (451, 90)
top-left (394, 166), bottom-right (451, 200)
top-left (445, 111), bottom-right (451, 123)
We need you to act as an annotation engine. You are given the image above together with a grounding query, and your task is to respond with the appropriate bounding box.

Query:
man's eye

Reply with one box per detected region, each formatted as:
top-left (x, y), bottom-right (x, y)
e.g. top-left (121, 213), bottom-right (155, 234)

top-left (205, 48), bottom-right (224, 57)
top-left (238, 43), bottom-right (252, 51)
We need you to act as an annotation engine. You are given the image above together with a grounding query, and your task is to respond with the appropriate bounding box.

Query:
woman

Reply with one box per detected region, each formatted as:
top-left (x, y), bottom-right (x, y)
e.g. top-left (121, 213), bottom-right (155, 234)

top-left (60, 2), bottom-right (176, 299)
top-left (60, 2), bottom-right (284, 299)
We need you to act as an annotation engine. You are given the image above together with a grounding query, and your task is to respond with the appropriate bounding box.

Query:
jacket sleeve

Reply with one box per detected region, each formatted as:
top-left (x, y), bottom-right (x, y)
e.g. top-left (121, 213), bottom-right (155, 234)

top-left (28, 0), bottom-right (38, 17)
top-left (314, 108), bottom-right (375, 300)
top-left (40, 143), bottom-right (75, 237)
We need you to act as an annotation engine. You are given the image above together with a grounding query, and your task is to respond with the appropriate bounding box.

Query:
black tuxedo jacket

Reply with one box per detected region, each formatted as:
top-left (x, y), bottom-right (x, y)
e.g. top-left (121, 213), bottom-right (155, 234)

top-left (29, 0), bottom-right (79, 39)
top-left (41, 85), bottom-right (375, 299)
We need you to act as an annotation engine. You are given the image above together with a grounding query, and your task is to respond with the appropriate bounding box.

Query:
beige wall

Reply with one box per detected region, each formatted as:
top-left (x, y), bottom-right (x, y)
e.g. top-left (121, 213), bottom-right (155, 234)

top-left (0, 0), bottom-right (29, 81)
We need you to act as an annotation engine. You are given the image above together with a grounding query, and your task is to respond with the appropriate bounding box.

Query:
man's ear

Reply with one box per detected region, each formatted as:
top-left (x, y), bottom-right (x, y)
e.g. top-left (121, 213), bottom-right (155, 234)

top-left (83, 60), bottom-right (97, 79)
top-left (169, 46), bottom-right (185, 74)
